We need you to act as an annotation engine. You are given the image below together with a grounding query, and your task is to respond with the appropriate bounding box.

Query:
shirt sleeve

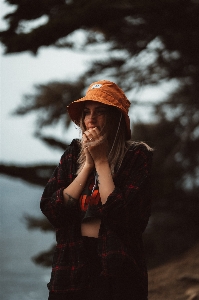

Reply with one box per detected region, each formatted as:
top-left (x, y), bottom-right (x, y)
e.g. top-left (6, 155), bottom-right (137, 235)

top-left (40, 140), bottom-right (80, 229)
top-left (97, 143), bottom-right (153, 236)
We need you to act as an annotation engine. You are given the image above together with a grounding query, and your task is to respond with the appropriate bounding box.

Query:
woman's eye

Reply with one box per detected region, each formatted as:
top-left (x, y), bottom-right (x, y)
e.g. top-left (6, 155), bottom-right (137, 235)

top-left (83, 108), bottom-right (107, 117)
top-left (96, 110), bottom-right (106, 115)
top-left (83, 110), bottom-right (90, 115)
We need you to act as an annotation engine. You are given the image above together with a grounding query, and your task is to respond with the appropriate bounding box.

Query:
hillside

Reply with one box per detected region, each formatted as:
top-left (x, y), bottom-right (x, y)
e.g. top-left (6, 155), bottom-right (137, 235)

top-left (148, 243), bottom-right (199, 300)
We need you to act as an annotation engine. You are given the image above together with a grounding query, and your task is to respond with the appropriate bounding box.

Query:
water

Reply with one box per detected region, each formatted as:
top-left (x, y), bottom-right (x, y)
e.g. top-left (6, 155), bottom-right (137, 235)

top-left (0, 175), bottom-right (55, 300)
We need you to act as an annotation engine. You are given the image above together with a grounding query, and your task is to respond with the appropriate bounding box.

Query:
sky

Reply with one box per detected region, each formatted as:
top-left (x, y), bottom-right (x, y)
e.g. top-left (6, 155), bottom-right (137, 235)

top-left (0, 1), bottom-right (170, 165)
top-left (0, 43), bottom-right (89, 164)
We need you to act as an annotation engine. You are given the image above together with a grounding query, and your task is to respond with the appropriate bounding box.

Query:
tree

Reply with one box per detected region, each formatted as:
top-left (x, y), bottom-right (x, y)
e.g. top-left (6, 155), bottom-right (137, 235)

top-left (1, 0), bottom-right (199, 268)
top-left (1, 0), bottom-right (199, 151)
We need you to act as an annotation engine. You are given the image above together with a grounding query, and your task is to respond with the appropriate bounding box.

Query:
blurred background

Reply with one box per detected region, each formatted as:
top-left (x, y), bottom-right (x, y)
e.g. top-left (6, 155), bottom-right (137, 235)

top-left (0, 1), bottom-right (199, 299)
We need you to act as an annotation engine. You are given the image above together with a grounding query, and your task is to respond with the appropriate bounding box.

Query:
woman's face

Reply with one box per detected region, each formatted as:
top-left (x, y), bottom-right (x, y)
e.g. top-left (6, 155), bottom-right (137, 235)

top-left (83, 101), bottom-right (108, 131)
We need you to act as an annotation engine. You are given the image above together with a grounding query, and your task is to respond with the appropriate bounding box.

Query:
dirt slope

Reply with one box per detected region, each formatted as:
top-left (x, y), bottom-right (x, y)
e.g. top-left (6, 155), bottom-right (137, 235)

top-left (148, 243), bottom-right (199, 300)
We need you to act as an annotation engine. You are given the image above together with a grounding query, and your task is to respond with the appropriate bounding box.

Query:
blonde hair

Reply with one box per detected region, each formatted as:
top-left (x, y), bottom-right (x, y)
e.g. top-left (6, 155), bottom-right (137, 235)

top-left (76, 105), bottom-right (130, 175)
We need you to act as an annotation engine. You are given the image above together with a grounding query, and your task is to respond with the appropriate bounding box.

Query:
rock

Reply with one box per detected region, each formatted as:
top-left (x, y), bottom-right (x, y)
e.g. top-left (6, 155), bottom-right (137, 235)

top-left (186, 287), bottom-right (199, 300)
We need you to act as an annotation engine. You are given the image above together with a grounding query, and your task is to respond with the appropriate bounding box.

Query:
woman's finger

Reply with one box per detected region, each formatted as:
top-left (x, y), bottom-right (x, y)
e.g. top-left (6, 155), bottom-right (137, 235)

top-left (84, 127), bottom-right (100, 141)
top-left (83, 131), bottom-right (95, 142)
top-left (92, 127), bottom-right (100, 136)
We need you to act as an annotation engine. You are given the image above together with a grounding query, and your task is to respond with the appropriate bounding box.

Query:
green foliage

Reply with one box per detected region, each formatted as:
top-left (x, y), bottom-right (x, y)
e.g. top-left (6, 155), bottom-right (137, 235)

top-left (24, 214), bottom-right (53, 232)
top-left (0, 163), bottom-right (56, 186)
top-left (13, 80), bottom-right (85, 128)
top-left (32, 245), bottom-right (55, 267)
top-left (1, 0), bottom-right (199, 87)
top-left (133, 120), bottom-right (199, 268)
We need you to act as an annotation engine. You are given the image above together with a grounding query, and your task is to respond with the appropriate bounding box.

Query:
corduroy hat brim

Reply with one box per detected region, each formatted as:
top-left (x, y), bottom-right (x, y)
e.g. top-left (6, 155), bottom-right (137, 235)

top-left (67, 80), bottom-right (131, 139)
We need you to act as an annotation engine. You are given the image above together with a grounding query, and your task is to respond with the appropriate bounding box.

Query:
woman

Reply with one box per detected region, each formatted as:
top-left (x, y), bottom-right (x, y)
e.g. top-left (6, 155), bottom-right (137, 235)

top-left (41, 80), bottom-right (153, 300)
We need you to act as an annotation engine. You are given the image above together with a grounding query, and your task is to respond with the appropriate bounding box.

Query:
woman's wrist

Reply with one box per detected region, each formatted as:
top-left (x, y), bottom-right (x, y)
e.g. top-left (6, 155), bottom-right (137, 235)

top-left (83, 162), bottom-right (94, 173)
top-left (94, 159), bottom-right (109, 168)
top-left (63, 164), bottom-right (92, 205)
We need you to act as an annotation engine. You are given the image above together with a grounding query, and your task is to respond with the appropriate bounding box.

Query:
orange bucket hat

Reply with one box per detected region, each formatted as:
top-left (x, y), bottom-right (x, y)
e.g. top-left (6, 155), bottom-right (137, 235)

top-left (67, 80), bottom-right (131, 139)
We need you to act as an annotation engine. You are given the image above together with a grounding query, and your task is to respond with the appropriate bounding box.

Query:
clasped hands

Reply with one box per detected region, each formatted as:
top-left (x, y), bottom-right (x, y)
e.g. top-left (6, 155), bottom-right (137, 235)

top-left (82, 127), bottom-right (108, 168)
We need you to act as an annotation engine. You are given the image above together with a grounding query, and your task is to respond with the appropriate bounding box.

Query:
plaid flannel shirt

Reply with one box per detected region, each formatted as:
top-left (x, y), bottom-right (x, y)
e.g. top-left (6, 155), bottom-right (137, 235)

top-left (40, 139), bottom-right (153, 294)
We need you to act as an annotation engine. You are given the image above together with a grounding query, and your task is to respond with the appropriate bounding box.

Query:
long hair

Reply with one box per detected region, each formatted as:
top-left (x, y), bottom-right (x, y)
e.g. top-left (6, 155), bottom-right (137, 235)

top-left (76, 105), bottom-right (130, 175)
